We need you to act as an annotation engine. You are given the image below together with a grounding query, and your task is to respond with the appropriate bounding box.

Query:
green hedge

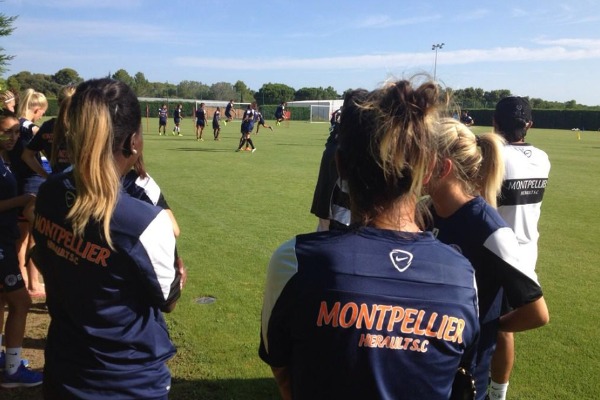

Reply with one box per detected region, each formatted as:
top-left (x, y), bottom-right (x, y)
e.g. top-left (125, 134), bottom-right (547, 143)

top-left (48, 99), bottom-right (596, 129)
top-left (46, 99), bottom-right (314, 122)
top-left (467, 109), bottom-right (600, 130)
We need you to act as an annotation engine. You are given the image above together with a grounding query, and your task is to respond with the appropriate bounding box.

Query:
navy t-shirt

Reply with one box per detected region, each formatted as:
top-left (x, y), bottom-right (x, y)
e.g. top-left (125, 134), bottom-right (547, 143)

top-left (431, 196), bottom-right (543, 399)
top-left (32, 172), bottom-right (179, 399)
top-left (260, 227), bottom-right (479, 399)
top-left (0, 158), bottom-right (20, 242)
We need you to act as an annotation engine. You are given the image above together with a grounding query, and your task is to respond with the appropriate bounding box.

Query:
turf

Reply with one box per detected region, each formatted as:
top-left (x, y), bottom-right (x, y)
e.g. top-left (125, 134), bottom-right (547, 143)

top-left (7, 119), bottom-right (600, 399)
top-left (156, 121), bottom-right (600, 399)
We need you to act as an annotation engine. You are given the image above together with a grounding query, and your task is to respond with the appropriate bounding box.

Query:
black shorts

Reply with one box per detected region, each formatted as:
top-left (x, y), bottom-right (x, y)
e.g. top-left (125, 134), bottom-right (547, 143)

top-left (0, 240), bottom-right (25, 293)
top-left (225, 112), bottom-right (232, 119)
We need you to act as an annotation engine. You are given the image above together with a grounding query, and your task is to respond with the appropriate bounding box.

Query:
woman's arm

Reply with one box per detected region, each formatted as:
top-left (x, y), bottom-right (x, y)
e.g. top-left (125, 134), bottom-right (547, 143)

top-left (271, 367), bottom-right (292, 400)
top-left (21, 148), bottom-right (49, 178)
top-left (499, 296), bottom-right (549, 332)
top-left (0, 193), bottom-right (35, 213)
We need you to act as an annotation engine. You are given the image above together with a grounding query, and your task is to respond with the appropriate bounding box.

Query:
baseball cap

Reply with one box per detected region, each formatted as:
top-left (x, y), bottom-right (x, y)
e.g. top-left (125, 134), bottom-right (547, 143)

top-left (494, 96), bottom-right (532, 122)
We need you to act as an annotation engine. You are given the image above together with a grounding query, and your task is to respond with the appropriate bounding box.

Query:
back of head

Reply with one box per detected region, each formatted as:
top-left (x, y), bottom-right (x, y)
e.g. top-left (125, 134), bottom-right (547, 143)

top-left (337, 79), bottom-right (440, 225)
top-left (494, 96), bottom-right (531, 142)
top-left (0, 90), bottom-right (16, 110)
top-left (16, 88), bottom-right (48, 118)
top-left (66, 78), bottom-right (141, 248)
top-left (434, 118), bottom-right (505, 207)
top-left (58, 85), bottom-right (77, 105)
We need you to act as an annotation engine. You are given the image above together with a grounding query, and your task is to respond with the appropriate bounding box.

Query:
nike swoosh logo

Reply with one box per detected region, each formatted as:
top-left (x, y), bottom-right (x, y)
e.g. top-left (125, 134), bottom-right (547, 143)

top-left (395, 256), bottom-right (408, 262)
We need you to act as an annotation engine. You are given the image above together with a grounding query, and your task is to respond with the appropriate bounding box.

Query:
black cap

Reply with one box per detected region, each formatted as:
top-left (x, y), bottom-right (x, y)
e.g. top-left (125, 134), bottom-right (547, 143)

top-left (495, 96), bottom-right (532, 122)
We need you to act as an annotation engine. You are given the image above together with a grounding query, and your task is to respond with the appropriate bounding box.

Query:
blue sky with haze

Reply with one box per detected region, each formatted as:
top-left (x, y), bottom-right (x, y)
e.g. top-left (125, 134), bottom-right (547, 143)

top-left (3, 0), bottom-right (600, 105)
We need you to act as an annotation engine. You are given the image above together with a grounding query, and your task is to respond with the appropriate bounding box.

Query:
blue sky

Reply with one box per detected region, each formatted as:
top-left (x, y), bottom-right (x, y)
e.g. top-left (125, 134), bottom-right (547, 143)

top-left (3, 0), bottom-right (600, 105)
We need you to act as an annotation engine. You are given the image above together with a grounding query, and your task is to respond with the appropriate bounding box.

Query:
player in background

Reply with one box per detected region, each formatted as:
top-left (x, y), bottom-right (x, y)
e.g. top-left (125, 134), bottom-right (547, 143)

top-left (10, 89), bottom-right (48, 298)
top-left (489, 96), bottom-right (551, 400)
top-left (172, 103), bottom-right (183, 136)
top-left (1, 90), bottom-right (17, 113)
top-left (330, 107), bottom-right (342, 126)
top-left (0, 109), bottom-right (43, 389)
top-left (236, 102), bottom-right (257, 152)
top-left (426, 118), bottom-right (549, 400)
top-left (22, 85), bottom-right (76, 179)
top-left (255, 108), bottom-right (274, 134)
top-left (195, 102), bottom-right (208, 141)
top-left (460, 110), bottom-right (474, 126)
top-left (274, 101), bottom-right (287, 126)
top-left (310, 107), bottom-right (350, 231)
top-left (224, 99), bottom-right (235, 125)
top-left (260, 80), bottom-right (480, 399)
top-left (158, 104), bottom-right (168, 135)
top-left (31, 78), bottom-right (185, 399)
top-left (213, 106), bottom-right (221, 140)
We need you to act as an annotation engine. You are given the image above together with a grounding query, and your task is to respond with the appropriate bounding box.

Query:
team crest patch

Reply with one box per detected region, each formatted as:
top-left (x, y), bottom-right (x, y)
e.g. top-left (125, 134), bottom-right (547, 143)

top-left (389, 250), bottom-right (413, 272)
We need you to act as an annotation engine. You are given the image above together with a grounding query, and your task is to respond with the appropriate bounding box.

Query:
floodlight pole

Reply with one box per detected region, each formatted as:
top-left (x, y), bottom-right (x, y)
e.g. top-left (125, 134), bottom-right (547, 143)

top-left (432, 43), bottom-right (444, 81)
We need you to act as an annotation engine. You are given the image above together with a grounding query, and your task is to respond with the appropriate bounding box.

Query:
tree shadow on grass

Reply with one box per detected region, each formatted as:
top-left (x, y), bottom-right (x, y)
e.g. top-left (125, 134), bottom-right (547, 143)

top-left (0, 378), bottom-right (279, 400)
top-left (173, 147), bottom-right (234, 153)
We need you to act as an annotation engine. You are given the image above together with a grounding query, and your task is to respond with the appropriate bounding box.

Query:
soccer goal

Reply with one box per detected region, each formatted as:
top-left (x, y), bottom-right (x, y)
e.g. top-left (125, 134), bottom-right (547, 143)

top-left (310, 105), bottom-right (331, 123)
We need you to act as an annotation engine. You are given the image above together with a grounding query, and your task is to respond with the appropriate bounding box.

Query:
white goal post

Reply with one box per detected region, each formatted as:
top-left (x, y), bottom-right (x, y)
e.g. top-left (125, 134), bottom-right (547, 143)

top-left (310, 104), bottom-right (331, 123)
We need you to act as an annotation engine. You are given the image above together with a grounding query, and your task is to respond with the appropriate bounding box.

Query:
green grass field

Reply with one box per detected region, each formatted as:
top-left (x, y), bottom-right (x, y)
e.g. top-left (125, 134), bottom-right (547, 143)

top-left (9, 119), bottom-right (600, 399)
top-left (156, 120), bottom-right (600, 399)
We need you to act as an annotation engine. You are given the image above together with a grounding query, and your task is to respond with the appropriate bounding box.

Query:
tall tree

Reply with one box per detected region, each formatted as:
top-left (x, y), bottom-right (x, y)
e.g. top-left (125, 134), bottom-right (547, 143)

top-left (112, 69), bottom-right (134, 87)
top-left (0, 10), bottom-right (17, 75)
top-left (133, 72), bottom-right (150, 96)
top-left (234, 80), bottom-right (255, 103)
top-left (256, 83), bottom-right (295, 105)
top-left (295, 86), bottom-right (340, 100)
top-left (178, 80), bottom-right (210, 100)
top-left (7, 71), bottom-right (59, 95)
top-left (209, 82), bottom-right (238, 101)
top-left (53, 68), bottom-right (83, 86)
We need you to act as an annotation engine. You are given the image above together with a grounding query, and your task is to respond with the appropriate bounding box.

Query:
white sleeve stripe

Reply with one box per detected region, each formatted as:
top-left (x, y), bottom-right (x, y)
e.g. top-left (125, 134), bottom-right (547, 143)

top-left (484, 227), bottom-right (540, 285)
top-left (135, 174), bottom-right (162, 205)
top-left (139, 210), bottom-right (176, 300)
top-left (261, 238), bottom-right (299, 354)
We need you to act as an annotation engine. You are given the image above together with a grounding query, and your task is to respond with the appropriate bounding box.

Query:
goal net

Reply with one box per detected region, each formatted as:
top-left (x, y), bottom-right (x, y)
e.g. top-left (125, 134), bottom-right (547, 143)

top-left (310, 105), bottom-right (331, 123)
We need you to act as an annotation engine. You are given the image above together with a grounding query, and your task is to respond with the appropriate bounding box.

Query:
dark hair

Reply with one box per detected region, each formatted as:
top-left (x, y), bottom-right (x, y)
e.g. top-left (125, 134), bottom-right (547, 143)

top-left (337, 79), bottom-right (440, 225)
top-left (494, 96), bottom-right (532, 142)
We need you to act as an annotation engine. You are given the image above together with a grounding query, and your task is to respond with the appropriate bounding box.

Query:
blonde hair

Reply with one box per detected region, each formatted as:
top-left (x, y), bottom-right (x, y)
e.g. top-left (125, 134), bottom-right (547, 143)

top-left (337, 79), bottom-right (441, 226)
top-left (0, 90), bottom-right (16, 106)
top-left (434, 118), bottom-right (505, 207)
top-left (66, 79), bottom-right (141, 248)
top-left (16, 88), bottom-right (48, 119)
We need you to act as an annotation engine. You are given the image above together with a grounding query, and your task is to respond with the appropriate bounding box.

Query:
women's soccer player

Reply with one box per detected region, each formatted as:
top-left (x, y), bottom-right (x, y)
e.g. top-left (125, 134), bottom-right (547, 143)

top-left (260, 79), bottom-right (480, 399)
top-left (0, 109), bottom-right (43, 388)
top-left (31, 79), bottom-right (185, 399)
top-left (425, 118), bottom-right (549, 399)
top-left (195, 102), bottom-right (207, 141)
top-left (213, 106), bottom-right (221, 140)
top-left (10, 89), bottom-right (48, 298)
top-left (172, 103), bottom-right (183, 136)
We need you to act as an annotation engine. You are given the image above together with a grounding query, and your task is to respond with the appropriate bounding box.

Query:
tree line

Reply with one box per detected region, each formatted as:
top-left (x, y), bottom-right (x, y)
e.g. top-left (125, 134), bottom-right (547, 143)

top-left (5, 67), bottom-right (599, 110)
top-left (1, 11), bottom-right (597, 109)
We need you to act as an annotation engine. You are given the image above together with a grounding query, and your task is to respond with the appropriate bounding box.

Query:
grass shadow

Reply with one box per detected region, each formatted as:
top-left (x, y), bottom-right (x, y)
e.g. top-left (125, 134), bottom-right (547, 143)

top-left (0, 377), bottom-right (279, 400)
